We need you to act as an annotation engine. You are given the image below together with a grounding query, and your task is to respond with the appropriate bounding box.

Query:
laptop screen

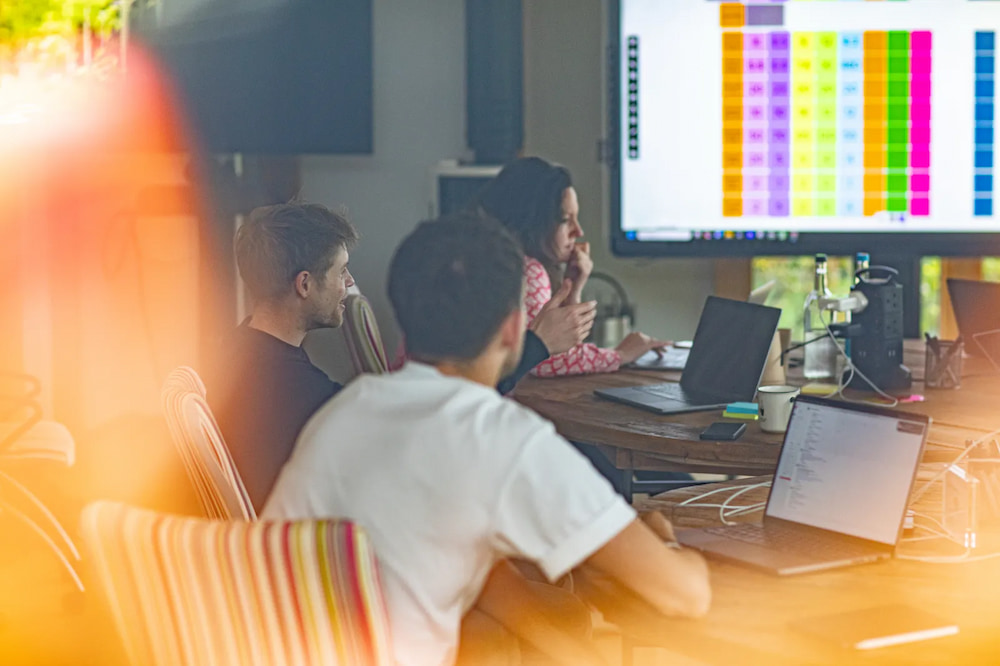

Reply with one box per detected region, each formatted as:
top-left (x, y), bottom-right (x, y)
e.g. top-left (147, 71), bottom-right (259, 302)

top-left (766, 398), bottom-right (928, 546)
top-left (680, 296), bottom-right (781, 400)
top-left (947, 278), bottom-right (1000, 354)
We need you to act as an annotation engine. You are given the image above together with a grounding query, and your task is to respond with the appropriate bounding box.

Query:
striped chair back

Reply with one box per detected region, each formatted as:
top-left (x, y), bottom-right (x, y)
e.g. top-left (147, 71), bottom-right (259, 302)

top-left (81, 501), bottom-right (394, 666)
top-left (342, 294), bottom-right (390, 375)
top-left (162, 367), bottom-right (256, 521)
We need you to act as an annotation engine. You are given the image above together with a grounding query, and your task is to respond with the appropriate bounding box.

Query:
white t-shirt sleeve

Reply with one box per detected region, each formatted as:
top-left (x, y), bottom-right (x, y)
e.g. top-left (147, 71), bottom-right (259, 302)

top-left (492, 424), bottom-right (637, 581)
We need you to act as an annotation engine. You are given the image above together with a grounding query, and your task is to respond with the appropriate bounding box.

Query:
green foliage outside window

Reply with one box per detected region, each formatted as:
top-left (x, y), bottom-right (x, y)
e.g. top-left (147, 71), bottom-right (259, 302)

top-left (0, 0), bottom-right (121, 73)
top-left (752, 256), bottom-right (997, 340)
top-left (920, 257), bottom-right (941, 337)
top-left (0, 1), bottom-right (119, 41)
top-left (751, 255), bottom-right (854, 337)
top-left (983, 258), bottom-right (1000, 282)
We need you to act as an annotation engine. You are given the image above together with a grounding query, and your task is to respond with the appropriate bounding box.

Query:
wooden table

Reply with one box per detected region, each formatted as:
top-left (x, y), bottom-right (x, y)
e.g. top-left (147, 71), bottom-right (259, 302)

top-left (613, 478), bottom-right (1000, 665)
top-left (514, 340), bottom-right (1000, 662)
top-left (512, 341), bottom-right (1000, 493)
top-left (513, 366), bottom-right (786, 477)
top-left (512, 341), bottom-right (1000, 662)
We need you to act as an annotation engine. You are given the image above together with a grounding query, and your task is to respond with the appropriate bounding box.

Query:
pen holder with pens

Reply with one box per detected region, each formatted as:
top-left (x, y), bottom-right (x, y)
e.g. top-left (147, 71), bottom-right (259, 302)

top-left (925, 338), bottom-right (963, 389)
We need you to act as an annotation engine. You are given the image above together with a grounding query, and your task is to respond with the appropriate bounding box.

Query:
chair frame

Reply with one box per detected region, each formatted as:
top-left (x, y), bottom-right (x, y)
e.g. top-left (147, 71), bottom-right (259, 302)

top-left (342, 293), bottom-right (390, 375)
top-left (161, 367), bottom-right (256, 521)
top-left (0, 372), bottom-right (83, 590)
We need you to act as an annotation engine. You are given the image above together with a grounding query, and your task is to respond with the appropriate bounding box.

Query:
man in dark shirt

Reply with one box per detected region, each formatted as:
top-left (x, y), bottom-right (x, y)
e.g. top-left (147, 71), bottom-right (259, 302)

top-left (210, 202), bottom-right (357, 510)
top-left (210, 202), bottom-right (595, 511)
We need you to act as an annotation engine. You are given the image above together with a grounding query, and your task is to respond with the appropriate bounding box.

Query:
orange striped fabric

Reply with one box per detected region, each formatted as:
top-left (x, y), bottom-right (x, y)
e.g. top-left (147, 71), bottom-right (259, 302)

top-left (162, 367), bottom-right (256, 521)
top-left (342, 294), bottom-right (390, 375)
top-left (81, 501), bottom-right (394, 666)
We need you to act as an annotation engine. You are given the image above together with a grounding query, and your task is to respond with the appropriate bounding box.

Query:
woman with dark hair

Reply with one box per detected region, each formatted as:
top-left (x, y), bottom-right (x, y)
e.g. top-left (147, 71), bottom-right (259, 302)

top-left (478, 157), bottom-right (667, 376)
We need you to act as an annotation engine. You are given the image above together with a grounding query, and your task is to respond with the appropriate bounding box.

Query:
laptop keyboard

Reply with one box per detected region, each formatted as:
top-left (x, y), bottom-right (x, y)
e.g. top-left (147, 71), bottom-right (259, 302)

top-left (634, 347), bottom-right (689, 370)
top-left (636, 383), bottom-right (688, 400)
top-left (704, 523), bottom-right (877, 559)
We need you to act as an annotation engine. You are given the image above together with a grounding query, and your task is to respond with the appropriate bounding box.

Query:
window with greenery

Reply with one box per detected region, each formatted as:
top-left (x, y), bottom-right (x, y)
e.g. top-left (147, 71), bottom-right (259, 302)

top-left (752, 256), bottom-right (1000, 340)
top-left (751, 256), bottom-right (854, 337)
top-left (0, 0), bottom-right (122, 74)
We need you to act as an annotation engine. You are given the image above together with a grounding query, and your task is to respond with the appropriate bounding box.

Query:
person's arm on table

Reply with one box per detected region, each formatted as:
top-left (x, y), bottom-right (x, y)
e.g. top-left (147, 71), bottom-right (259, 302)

top-left (468, 560), bottom-right (608, 666)
top-left (576, 512), bottom-right (711, 621)
top-left (493, 427), bottom-right (709, 631)
top-left (524, 260), bottom-right (666, 376)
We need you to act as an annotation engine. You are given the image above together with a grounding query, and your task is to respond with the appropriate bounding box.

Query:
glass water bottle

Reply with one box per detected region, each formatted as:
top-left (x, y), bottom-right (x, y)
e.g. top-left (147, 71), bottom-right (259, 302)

top-left (803, 254), bottom-right (838, 379)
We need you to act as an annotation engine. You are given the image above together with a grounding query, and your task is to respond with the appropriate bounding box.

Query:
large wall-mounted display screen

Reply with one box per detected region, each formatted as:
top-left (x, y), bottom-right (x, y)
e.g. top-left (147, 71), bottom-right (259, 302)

top-left (611, 0), bottom-right (1000, 256)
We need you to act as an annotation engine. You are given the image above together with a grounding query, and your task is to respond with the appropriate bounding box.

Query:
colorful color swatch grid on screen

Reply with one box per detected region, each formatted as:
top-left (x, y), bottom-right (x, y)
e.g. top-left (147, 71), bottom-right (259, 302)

top-left (721, 25), bottom-right (931, 218)
top-left (975, 31), bottom-right (994, 218)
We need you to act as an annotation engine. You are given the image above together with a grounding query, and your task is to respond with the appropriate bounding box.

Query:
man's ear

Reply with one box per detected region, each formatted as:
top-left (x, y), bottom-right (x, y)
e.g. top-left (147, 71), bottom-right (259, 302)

top-left (498, 308), bottom-right (525, 351)
top-left (294, 270), bottom-right (311, 299)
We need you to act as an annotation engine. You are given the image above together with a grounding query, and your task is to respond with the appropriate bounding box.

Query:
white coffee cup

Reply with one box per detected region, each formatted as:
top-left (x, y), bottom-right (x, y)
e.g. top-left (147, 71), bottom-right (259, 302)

top-left (758, 385), bottom-right (801, 433)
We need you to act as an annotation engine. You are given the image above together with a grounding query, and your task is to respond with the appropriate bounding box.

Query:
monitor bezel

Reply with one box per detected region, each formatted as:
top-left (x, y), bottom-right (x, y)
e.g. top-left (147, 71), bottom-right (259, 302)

top-left (607, 0), bottom-right (1000, 258)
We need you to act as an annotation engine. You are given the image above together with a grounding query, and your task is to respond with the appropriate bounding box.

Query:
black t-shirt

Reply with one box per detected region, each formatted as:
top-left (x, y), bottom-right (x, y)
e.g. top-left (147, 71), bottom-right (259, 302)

top-left (208, 324), bottom-right (341, 511)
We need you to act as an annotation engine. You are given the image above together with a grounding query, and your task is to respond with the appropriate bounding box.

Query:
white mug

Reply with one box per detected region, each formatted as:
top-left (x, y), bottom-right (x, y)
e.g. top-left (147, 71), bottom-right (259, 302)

top-left (758, 385), bottom-right (800, 433)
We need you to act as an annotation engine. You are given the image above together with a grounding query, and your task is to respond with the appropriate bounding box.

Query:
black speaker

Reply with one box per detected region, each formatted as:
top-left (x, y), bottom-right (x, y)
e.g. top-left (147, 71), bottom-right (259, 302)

top-left (466, 0), bottom-right (523, 164)
top-left (847, 266), bottom-right (912, 391)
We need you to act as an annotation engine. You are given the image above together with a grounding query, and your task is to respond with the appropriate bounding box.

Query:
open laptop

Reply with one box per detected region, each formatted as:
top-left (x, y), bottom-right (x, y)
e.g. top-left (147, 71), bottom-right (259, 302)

top-left (677, 395), bottom-right (930, 575)
top-left (946, 278), bottom-right (1000, 360)
top-left (595, 296), bottom-right (780, 415)
top-left (631, 280), bottom-right (777, 371)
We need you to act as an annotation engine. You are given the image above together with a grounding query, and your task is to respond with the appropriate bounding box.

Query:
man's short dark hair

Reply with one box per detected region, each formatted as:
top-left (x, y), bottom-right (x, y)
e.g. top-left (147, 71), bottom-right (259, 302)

top-left (236, 203), bottom-right (359, 303)
top-left (389, 212), bottom-right (525, 361)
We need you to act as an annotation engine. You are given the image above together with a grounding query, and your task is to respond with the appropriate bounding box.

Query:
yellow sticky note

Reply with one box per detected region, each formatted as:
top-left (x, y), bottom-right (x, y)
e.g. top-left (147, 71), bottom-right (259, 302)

top-left (722, 411), bottom-right (760, 421)
top-left (801, 382), bottom-right (838, 395)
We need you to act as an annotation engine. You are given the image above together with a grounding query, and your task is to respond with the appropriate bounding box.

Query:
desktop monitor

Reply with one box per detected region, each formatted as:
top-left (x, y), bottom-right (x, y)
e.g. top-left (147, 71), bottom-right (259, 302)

top-left (610, 0), bottom-right (1000, 257)
top-left (139, 0), bottom-right (373, 155)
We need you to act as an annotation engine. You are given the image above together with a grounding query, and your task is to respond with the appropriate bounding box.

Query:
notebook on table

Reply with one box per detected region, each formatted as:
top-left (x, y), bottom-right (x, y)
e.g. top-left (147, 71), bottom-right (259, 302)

top-left (676, 395), bottom-right (930, 576)
top-left (596, 296), bottom-right (780, 415)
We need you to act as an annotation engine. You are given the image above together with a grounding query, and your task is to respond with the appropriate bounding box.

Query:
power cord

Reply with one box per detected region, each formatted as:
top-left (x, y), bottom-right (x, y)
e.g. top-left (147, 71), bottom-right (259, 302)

top-left (672, 429), bottom-right (1000, 563)
top-left (894, 426), bottom-right (1000, 563)
top-left (813, 311), bottom-right (899, 407)
top-left (895, 548), bottom-right (1000, 564)
top-left (672, 474), bottom-right (1000, 562)
top-left (675, 481), bottom-right (771, 525)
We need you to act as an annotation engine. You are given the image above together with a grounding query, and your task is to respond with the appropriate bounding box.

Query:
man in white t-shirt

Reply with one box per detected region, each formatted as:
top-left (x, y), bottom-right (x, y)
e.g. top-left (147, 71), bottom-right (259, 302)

top-left (264, 213), bottom-right (710, 666)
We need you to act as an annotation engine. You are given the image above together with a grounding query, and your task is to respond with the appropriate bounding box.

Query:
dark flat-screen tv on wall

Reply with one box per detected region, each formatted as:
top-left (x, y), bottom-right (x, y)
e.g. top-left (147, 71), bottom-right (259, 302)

top-left (140, 0), bottom-right (372, 155)
top-left (610, 0), bottom-right (1000, 257)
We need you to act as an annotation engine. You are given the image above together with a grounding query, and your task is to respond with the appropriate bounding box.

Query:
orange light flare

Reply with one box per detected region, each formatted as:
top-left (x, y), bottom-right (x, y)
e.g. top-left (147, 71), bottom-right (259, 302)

top-left (0, 41), bottom-right (214, 515)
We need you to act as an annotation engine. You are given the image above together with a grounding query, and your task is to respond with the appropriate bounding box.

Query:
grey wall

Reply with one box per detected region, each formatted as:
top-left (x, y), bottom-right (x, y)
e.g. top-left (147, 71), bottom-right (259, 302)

top-left (523, 0), bottom-right (715, 343)
top-left (302, 0), bottom-right (717, 382)
top-left (300, 0), bottom-right (467, 381)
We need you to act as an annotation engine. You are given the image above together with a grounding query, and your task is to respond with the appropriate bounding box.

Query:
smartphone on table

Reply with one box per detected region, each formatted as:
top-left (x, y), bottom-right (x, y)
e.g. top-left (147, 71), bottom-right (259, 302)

top-left (699, 422), bottom-right (746, 441)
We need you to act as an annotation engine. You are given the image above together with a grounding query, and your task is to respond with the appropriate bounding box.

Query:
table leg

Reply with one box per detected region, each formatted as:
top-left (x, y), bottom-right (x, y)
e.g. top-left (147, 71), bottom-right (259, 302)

top-left (619, 469), bottom-right (633, 503)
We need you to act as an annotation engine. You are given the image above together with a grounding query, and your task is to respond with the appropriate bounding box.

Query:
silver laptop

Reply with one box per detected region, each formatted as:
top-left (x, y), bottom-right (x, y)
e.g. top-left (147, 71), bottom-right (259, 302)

top-left (677, 396), bottom-right (930, 575)
top-left (596, 296), bottom-right (780, 415)
top-left (631, 280), bottom-right (776, 371)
